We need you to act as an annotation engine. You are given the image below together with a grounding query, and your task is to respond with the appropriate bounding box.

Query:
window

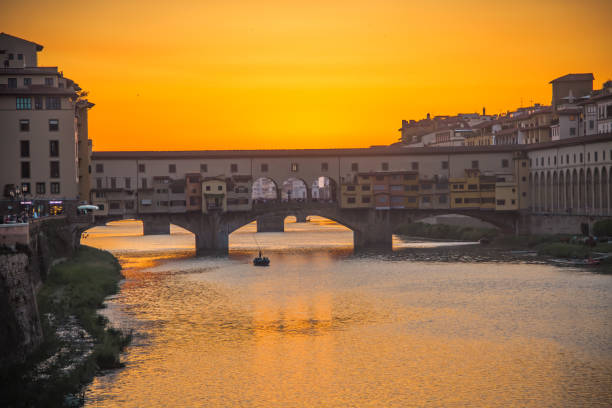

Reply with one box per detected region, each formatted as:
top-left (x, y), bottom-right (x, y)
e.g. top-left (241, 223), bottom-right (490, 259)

top-left (23, 78), bottom-right (31, 86)
top-left (168, 164), bottom-right (176, 173)
top-left (95, 163), bottom-right (104, 173)
top-left (496, 200), bottom-right (506, 205)
top-left (362, 196), bottom-right (371, 203)
top-left (421, 196), bottom-right (431, 203)
top-left (382, 162), bottom-right (389, 171)
top-left (291, 163), bottom-right (299, 172)
top-left (411, 162), bottom-right (419, 170)
top-left (230, 163), bottom-right (238, 173)
top-left (36, 183), bottom-right (45, 194)
top-left (438, 195), bottom-right (447, 204)
top-left (21, 162), bottom-right (30, 178)
top-left (16, 97), bottom-right (31, 110)
top-left (141, 178), bottom-right (147, 188)
top-left (109, 201), bottom-right (121, 210)
top-left (554, 156), bottom-right (557, 165)
top-left (50, 182), bottom-right (60, 194)
top-left (21, 183), bottom-right (30, 195)
top-left (50, 161), bottom-right (60, 178)
top-left (17, 54), bottom-right (23, 60)
top-left (49, 119), bottom-right (59, 131)
top-left (19, 119), bottom-right (29, 131)
top-left (589, 120), bottom-right (595, 129)
top-left (351, 163), bottom-right (359, 172)
top-left (321, 162), bottom-right (328, 171)
top-left (45, 77), bottom-right (54, 86)
top-left (502, 159), bottom-right (509, 168)
top-left (361, 184), bottom-right (370, 191)
top-left (96, 178), bottom-right (102, 189)
top-left (347, 185), bottom-right (356, 191)
top-left (260, 163), bottom-right (268, 172)
top-left (522, 176), bottom-right (526, 182)
top-left (580, 153), bottom-right (583, 163)
top-left (20, 140), bottom-right (29, 157)
top-left (468, 184), bottom-right (478, 190)
top-left (8, 53), bottom-right (13, 60)
top-left (570, 127), bottom-right (576, 136)
top-left (8, 78), bottom-right (17, 88)
top-left (205, 185), bottom-right (211, 191)
top-left (125, 177), bottom-right (131, 189)
top-left (471, 160), bottom-right (479, 169)
top-left (522, 161), bottom-right (526, 167)
top-left (34, 97), bottom-right (42, 110)
top-left (441, 161), bottom-right (449, 169)
top-left (49, 140), bottom-right (59, 157)
top-left (46, 97), bottom-right (61, 110)
top-left (139, 163), bottom-right (146, 173)
top-left (404, 174), bottom-right (416, 181)
top-left (200, 163), bottom-right (207, 172)
top-left (420, 183), bottom-right (432, 190)
top-left (217, 185), bottom-right (223, 191)
top-left (125, 200), bottom-right (135, 210)
top-left (347, 197), bottom-right (356, 204)
top-left (110, 177), bottom-right (116, 189)
top-left (454, 198), bottom-right (462, 204)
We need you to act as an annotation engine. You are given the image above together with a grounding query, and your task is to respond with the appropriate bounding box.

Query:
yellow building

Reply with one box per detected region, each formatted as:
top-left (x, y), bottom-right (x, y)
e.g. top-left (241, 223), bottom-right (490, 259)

top-left (201, 178), bottom-right (226, 213)
top-left (450, 169), bottom-right (482, 209)
top-left (495, 182), bottom-right (519, 210)
top-left (340, 173), bottom-right (373, 208)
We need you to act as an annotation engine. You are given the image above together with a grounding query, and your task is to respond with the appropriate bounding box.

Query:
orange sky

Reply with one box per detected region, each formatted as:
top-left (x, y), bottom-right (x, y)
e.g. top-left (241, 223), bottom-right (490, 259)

top-left (3, 0), bottom-right (612, 151)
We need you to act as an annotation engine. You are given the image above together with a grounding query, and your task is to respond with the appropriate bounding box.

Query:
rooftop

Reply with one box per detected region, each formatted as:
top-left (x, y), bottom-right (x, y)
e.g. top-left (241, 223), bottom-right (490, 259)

top-left (549, 73), bottom-right (594, 83)
top-left (0, 32), bottom-right (43, 51)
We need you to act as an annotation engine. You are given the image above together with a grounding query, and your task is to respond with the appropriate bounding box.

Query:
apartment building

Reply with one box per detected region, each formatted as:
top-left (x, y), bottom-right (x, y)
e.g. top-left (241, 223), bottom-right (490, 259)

top-left (0, 33), bottom-right (93, 214)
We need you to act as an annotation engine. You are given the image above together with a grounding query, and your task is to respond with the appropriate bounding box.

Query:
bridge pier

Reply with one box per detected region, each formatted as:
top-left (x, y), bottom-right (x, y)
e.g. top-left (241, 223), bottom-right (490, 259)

top-left (193, 213), bottom-right (229, 255)
top-left (353, 210), bottom-right (393, 250)
top-left (295, 214), bottom-right (307, 223)
top-left (257, 215), bottom-right (285, 232)
top-left (142, 216), bottom-right (170, 235)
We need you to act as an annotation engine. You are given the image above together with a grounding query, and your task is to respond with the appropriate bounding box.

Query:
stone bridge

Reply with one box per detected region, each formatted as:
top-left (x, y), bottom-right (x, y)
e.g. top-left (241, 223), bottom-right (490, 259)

top-left (91, 203), bottom-right (522, 255)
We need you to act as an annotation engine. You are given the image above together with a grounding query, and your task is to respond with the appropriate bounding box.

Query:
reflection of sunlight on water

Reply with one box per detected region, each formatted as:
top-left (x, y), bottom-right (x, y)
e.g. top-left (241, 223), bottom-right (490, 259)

top-left (84, 219), bottom-right (612, 408)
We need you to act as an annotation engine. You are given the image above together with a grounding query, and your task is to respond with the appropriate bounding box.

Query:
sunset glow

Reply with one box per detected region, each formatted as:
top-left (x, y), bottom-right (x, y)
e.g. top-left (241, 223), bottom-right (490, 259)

top-left (3, 0), bottom-right (611, 150)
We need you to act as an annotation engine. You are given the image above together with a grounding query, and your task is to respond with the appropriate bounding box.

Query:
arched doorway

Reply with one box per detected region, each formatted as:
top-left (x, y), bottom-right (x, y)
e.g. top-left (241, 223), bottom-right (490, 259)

top-left (586, 168), bottom-right (592, 214)
top-left (565, 169), bottom-right (572, 211)
top-left (603, 167), bottom-right (609, 215)
top-left (311, 176), bottom-right (337, 202)
top-left (593, 168), bottom-right (600, 214)
top-left (252, 177), bottom-right (279, 204)
top-left (282, 178), bottom-right (308, 202)
top-left (559, 171), bottom-right (565, 212)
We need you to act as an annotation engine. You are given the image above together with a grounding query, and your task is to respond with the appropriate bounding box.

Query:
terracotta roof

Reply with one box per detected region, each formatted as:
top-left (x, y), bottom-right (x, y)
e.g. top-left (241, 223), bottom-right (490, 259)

top-left (549, 73), bottom-right (594, 83)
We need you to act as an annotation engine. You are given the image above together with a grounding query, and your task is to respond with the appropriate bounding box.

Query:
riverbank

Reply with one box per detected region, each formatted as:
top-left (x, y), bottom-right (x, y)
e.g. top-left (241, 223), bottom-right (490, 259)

top-left (0, 245), bottom-right (130, 407)
top-left (395, 222), bottom-right (612, 265)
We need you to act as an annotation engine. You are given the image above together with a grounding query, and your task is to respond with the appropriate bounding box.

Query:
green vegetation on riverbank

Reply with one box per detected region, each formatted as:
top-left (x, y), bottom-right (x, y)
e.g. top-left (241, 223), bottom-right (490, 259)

top-left (394, 222), bottom-right (498, 241)
top-left (395, 221), bottom-right (612, 262)
top-left (0, 245), bottom-right (130, 407)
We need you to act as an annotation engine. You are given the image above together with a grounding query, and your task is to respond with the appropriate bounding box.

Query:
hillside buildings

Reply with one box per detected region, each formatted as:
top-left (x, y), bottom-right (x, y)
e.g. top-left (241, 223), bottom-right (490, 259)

top-left (0, 33), bottom-right (93, 215)
top-left (400, 74), bottom-right (612, 149)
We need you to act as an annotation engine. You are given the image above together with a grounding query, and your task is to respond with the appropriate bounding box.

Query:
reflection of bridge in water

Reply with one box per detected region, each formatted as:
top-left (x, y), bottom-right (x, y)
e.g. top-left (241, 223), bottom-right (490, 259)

top-left (93, 201), bottom-right (522, 255)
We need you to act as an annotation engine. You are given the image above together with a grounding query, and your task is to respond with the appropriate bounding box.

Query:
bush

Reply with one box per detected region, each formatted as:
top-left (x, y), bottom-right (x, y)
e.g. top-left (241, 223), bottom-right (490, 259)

top-left (593, 219), bottom-right (612, 237)
top-left (536, 243), bottom-right (591, 258)
top-left (394, 222), bottom-right (499, 241)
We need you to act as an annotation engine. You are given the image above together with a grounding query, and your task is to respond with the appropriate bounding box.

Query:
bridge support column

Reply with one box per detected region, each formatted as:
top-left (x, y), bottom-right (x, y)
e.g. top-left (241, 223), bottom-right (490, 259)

top-left (142, 216), bottom-right (170, 235)
top-left (257, 215), bottom-right (285, 232)
top-left (295, 214), bottom-right (307, 223)
top-left (193, 214), bottom-right (229, 255)
top-left (353, 210), bottom-right (393, 250)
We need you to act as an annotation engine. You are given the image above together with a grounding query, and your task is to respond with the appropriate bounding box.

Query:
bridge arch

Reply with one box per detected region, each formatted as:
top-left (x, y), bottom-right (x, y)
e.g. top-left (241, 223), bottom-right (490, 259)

top-left (310, 176), bottom-right (337, 203)
top-left (252, 177), bottom-right (280, 203)
top-left (281, 177), bottom-right (309, 202)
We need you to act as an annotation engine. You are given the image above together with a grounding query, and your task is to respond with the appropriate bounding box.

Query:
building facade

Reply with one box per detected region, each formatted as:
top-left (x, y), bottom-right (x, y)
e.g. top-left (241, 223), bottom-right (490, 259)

top-left (0, 33), bottom-right (93, 215)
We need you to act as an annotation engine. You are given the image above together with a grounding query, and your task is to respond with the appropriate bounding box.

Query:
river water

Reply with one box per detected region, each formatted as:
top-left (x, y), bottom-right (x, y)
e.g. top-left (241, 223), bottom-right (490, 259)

top-left (83, 218), bottom-right (612, 407)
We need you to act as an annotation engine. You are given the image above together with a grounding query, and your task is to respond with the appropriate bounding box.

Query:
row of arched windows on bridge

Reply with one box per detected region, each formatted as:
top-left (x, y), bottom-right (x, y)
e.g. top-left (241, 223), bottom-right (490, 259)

top-left (251, 176), bottom-right (337, 203)
top-left (529, 165), bottom-right (611, 216)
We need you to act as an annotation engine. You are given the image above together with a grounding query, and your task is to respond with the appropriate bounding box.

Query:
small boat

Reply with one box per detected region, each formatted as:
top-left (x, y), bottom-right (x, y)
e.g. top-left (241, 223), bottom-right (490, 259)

top-left (253, 251), bottom-right (270, 266)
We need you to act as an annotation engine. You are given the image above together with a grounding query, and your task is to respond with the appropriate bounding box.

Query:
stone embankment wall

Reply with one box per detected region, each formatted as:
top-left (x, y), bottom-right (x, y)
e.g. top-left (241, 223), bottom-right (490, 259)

top-left (0, 217), bottom-right (81, 367)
